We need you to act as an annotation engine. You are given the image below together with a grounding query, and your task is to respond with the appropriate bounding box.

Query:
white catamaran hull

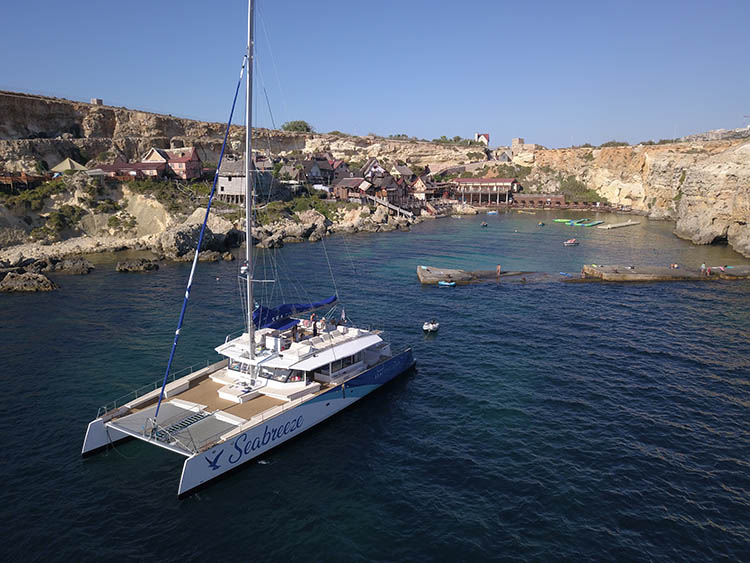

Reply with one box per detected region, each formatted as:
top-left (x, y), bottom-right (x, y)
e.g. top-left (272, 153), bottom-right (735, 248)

top-left (178, 349), bottom-right (414, 496)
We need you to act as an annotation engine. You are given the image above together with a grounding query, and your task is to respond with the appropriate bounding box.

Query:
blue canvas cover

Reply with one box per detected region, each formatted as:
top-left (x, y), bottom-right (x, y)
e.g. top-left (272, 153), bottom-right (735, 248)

top-left (253, 295), bottom-right (337, 329)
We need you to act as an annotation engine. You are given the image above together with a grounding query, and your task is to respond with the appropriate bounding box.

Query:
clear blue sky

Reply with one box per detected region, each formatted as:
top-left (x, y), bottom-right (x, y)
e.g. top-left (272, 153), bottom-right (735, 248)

top-left (1, 0), bottom-right (748, 148)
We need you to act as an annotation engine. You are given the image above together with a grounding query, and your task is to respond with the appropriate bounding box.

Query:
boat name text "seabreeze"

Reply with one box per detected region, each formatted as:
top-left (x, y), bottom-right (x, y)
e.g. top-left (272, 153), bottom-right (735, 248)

top-left (228, 415), bottom-right (304, 464)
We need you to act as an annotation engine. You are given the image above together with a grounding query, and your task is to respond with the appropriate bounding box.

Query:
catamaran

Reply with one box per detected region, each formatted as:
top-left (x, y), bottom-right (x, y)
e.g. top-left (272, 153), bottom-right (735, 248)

top-left (81, 0), bottom-right (415, 498)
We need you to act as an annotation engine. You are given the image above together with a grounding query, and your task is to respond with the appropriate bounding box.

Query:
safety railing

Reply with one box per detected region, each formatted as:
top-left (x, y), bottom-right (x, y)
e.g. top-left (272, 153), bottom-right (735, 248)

top-left (96, 359), bottom-right (214, 419)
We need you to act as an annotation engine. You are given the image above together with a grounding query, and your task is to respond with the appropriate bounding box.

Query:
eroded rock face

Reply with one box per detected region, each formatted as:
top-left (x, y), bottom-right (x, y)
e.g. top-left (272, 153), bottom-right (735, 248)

top-left (158, 223), bottom-right (223, 258)
top-left (672, 143), bottom-right (750, 256)
top-left (0, 272), bottom-right (57, 292)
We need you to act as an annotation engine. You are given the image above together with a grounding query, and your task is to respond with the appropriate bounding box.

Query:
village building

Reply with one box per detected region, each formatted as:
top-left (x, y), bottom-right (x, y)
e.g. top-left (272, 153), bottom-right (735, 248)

top-left (331, 160), bottom-right (353, 183)
top-left (141, 147), bottom-right (203, 180)
top-left (474, 133), bottom-right (490, 146)
top-left (333, 177), bottom-right (373, 202)
top-left (89, 159), bottom-right (166, 179)
top-left (494, 148), bottom-right (513, 162)
top-left (511, 193), bottom-right (565, 207)
top-left (51, 157), bottom-right (87, 173)
top-left (511, 137), bottom-right (543, 156)
top-left (411, 175), bottom-right (436, 201)
top-left (216, 156), bottom-right (274, 203)
top-left (216, 157), bottom-right (247, 204)
top-left (360, 157), bottom-right (386, 179)
top-left (451, 177), bottom-right (522, 205)
top-left (313, 158), bottom-right (334, 184)
top-left (390, 164), bottom-right (414, 181)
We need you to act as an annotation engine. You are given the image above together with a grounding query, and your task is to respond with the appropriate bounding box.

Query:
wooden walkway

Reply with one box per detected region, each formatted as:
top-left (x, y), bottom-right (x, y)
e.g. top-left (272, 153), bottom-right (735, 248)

top-left (365, 194), bottom-right (414, 218)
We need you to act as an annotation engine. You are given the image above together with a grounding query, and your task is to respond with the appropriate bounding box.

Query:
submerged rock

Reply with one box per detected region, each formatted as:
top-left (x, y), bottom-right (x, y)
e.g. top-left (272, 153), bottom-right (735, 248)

top-left (115, 258), bottom-right (159, 272)
top-left (0, 272), bottom-right (58, 292)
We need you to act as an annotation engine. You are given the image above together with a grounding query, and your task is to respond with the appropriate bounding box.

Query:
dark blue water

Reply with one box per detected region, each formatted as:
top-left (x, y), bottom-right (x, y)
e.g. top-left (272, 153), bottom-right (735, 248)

top-left (1, 212), bottom-right (749, 561)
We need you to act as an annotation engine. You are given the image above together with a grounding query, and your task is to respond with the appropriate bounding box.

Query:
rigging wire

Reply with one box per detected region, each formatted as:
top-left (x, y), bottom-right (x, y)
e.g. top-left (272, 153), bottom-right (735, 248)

top-left (153, 54), bottom-right (248, 423)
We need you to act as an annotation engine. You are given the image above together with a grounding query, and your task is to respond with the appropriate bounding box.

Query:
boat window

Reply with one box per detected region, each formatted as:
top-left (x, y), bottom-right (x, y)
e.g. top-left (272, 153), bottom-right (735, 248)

top-left (229, 360), bottom-right (251, 374)
top-left (288, 370), bottom-right (304, 383)
top-left (331, 359), bottom-right (343, 373)
top-left (260, 367), bottom-right (289, 382)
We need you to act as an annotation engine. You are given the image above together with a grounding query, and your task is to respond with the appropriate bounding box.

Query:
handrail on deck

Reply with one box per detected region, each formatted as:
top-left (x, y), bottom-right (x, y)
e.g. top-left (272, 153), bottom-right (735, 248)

top-left (96, 359), bottom-right (216, 419)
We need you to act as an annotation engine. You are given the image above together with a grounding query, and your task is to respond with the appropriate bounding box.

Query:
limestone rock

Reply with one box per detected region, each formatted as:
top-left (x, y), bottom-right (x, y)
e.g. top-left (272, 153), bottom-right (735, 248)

top-left (55, 257), bottom-right (95, 275)
top-left (0, 272), bottom-right (57, 292)
top-left (184, 208), bottom-right (234, 235)
top-left (159, 223), bottom-right (223, 258)
top-left (116, 258), bottom-right (159, 272)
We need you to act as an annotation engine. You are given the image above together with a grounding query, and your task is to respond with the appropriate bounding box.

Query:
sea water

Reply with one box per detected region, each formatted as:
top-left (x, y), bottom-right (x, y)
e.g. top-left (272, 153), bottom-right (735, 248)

top-left (1, 211), bottom-right (748, 561)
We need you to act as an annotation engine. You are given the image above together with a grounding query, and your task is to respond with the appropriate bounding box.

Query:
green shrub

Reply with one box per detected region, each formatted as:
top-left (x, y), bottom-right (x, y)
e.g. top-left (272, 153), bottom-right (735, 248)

top-left (94, 198), bottom-right (121, 213)
top-left (4, 179), bottom-right (67, 211)
top-left (599, 140), bottom-right (629, 148)
top-left (46, 205), bottom-right (86, 232)
top-left (558, 175), bottom-right (606, 203)
top-left (282, 120), bottom-right (314, 133)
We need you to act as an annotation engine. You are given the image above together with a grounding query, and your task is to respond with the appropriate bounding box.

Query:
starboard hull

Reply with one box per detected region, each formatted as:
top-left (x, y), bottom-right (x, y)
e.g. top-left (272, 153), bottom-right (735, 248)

top-left (176, 348), bottom-right (414, 497)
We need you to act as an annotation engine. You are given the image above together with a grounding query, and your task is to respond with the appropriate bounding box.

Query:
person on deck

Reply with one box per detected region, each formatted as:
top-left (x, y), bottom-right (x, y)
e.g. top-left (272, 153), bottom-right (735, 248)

top-left (700, 263), bottom-right (706, 276)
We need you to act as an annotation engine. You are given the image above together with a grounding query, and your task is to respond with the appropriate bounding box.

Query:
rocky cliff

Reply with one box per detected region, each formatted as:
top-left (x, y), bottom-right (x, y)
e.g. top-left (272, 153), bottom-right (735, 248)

top-left (516, 139), bottom-right (749, 256)
top-left (1, 90), bottom-right (748, 256)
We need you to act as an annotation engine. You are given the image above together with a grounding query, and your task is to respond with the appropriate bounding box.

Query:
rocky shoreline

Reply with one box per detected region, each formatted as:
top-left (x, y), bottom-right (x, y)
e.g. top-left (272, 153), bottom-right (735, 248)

top-left (0, 201), bottom-right (432, 291)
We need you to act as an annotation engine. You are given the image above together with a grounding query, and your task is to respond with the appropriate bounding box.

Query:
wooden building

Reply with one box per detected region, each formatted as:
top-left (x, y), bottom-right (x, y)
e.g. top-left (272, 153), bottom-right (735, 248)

top-left (451, 177), bottom-right (521, 206)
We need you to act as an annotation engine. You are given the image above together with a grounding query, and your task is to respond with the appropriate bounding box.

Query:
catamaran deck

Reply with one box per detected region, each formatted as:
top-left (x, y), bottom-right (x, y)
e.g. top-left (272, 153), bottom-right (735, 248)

top-left (98, 323), bottom-right (394, 456)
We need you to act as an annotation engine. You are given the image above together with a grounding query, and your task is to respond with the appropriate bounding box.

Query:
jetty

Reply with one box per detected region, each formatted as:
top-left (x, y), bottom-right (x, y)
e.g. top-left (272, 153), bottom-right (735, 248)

top-left (597, 219), bottom-right (640, 230)
top-left (417, 265), bottom-right (525, 285)
top-left (581, 264), bottom-right (750, 282)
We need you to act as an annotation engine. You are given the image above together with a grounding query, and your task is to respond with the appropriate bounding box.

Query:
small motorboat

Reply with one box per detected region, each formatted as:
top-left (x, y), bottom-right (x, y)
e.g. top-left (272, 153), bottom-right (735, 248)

top-left (438, 280), bottom-right (456, 287)
top-left (423, 320), bottom-right (439, 332)
top-left (487, 210), bottom-right (498, 215)
top-left (480, 221), bottom-right (488, 228)
top-left (563, 238), bottom-right (579, 246)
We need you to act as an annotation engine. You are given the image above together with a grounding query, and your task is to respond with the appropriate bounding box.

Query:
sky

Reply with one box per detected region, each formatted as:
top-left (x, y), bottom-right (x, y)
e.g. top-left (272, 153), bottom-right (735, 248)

top-left (1, 0), bottom-right (748, 148)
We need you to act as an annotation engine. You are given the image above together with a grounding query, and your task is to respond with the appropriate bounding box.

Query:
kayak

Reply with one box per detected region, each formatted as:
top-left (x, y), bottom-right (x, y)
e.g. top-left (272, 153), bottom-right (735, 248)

top-left (438, 281), bottom-right (456, 287)
top-left (583, 220), bottom-right (604, 227)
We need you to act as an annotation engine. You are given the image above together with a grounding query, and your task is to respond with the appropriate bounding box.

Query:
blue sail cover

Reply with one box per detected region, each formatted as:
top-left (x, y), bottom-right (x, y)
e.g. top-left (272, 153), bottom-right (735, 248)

top-left (253, 295), bottom-right (337, 330)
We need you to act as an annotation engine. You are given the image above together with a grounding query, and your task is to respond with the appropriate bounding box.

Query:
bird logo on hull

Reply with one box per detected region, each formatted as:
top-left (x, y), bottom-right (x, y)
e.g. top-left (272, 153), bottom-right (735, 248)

top-left (205, 450), bottom-right (224, 471)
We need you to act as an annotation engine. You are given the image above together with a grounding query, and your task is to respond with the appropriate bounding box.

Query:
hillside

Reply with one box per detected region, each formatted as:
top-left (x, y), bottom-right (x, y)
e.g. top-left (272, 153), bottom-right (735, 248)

top-left (0, 90), bottom-right (748, 257)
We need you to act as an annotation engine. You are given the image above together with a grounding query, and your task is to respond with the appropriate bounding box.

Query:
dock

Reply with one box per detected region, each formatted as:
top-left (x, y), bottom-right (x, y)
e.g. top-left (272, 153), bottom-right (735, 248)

top-left (417, 265), bottom-right (525, 285)
top-left (597, 220), bottom-right (640, 230)
top-left (581, 264), bottom-right (750, 282)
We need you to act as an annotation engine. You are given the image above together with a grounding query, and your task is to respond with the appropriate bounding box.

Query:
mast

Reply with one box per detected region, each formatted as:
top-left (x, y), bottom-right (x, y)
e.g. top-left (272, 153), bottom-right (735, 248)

top-left (245, 0), bottom-right (255, 358)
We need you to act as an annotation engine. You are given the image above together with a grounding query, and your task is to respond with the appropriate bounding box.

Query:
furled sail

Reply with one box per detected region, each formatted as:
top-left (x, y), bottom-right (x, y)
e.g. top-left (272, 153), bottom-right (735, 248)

top-left (253, 295), bottom-right (337, 330)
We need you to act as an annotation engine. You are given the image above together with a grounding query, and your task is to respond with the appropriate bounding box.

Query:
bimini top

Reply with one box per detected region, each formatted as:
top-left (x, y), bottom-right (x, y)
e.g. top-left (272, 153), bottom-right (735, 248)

top-left (215, 327), bottom-right (382, 372)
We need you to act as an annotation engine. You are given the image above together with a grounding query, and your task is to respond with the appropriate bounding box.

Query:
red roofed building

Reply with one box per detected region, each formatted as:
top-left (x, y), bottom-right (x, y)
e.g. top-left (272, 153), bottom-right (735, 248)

top-left (92, 160), bottom-right (167, 179)
top-left (142, 147), bottom-right (202, 180)
top-left (474, 133), bottom-right (490, 146)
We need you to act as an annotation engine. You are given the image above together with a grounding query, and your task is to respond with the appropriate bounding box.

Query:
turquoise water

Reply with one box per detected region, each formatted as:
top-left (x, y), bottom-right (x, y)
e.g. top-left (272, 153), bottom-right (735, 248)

top-left (1, 211), bottom-right (749, 561)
